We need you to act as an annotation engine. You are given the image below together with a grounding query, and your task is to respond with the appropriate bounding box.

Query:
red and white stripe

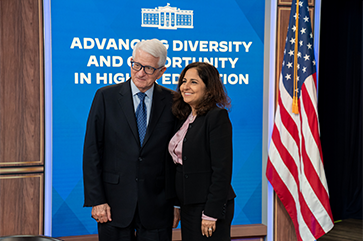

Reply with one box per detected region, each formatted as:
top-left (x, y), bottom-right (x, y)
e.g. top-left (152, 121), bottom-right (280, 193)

top-left (267, 73), bottom-right (334, 241)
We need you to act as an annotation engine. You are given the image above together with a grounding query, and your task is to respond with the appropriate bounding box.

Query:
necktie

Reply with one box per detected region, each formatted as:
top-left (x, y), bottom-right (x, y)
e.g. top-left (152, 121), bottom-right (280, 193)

top-left (136, 92), bottom-right (147, 145)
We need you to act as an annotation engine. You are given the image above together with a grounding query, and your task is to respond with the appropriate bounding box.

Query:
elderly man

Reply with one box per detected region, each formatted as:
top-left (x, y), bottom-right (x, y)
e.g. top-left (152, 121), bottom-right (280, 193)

top-left (83, 39), bottom-right (179, 241)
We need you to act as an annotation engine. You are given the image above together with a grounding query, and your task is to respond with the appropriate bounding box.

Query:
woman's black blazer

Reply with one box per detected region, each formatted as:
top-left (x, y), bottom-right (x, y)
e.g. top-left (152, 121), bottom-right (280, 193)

top-left (177, 107), bottom-right (236, 219)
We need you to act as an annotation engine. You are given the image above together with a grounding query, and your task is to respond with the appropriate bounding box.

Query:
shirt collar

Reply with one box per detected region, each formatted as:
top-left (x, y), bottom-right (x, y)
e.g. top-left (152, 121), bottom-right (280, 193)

top-left (130, 79), bottom-right (154, 99)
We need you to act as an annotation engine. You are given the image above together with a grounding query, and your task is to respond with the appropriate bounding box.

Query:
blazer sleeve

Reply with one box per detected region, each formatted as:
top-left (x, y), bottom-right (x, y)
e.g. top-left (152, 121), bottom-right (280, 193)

top-left (203, 108), bottom-right (233, 219)
top-left (83, 89), bottom-right (107, 207)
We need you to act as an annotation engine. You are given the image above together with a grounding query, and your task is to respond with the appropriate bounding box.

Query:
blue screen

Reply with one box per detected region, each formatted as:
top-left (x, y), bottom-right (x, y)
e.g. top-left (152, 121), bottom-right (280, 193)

top-left (51, 0), bottom-right (265, 236)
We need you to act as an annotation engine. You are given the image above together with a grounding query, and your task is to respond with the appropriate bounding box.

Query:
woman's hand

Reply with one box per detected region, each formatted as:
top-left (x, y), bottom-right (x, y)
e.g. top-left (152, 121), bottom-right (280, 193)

top-left (201, 219), bottom-right (216, 237)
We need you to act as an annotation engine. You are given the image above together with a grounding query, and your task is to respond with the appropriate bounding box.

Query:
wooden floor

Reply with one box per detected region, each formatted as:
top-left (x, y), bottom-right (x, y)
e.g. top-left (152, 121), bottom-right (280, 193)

top-left (318, 219), bottom-right (362, 241)
top-left (58, 220), bottom-right (363, 241)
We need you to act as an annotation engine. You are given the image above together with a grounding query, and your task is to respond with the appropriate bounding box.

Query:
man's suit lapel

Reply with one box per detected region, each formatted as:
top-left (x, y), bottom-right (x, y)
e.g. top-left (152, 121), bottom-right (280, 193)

top-left (142, 84), bottom-right (166, 148)
top-left (118, 80), bottom-right (139, 145)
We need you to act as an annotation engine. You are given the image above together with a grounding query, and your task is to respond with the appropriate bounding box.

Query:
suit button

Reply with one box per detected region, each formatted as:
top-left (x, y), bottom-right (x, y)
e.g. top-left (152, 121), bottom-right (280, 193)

top-left (139, 157), bottom-right (142, 162)
top-left (183, 156), bottom-right (187, 161)
top-left (185, 175), bottom-right (188, 178)
top-left (136, 178), bottom-right (138, 181)
top-left (189, 124), bottom-right (192, 129)
top-left (183, 138), bottom-right (187, 142)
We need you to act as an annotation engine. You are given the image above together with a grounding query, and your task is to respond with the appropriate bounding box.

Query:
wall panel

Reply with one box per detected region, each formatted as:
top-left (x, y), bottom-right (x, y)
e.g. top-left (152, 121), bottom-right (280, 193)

top-left (0, 0), bottom-right (44, 235)
top-left (0, 174), bottom-right (44, 235)
top-left (0, 0), bottom-right (43, 166)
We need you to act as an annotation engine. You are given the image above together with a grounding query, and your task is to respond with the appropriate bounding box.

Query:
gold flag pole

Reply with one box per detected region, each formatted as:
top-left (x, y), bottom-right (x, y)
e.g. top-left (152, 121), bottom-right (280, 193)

top-left (292, 0), bottom-right (299, 114)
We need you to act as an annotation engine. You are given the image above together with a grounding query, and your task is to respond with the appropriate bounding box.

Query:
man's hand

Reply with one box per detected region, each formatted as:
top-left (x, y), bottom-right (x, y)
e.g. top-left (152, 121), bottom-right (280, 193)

top-left (201, 219), bottom-right (216, 237)
top-left (172, 207), bottom-right (180, 228)
top-left (91, 203), bottom-right (112, 223)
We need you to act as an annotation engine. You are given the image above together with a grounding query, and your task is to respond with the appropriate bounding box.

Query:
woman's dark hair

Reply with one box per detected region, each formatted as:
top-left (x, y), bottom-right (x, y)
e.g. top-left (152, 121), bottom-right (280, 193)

top-left (172, 62), bottom-right (231, 119)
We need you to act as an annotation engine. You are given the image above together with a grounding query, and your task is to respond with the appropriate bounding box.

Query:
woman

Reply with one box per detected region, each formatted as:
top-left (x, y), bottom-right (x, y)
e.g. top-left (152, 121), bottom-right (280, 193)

top-left (168, 62), bottom-right (236, 240)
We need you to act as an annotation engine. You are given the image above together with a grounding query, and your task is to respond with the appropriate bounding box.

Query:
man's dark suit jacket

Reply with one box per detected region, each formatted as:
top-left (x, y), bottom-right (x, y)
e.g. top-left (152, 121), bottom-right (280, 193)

top-left (83, 79), bottom-right (176, 229)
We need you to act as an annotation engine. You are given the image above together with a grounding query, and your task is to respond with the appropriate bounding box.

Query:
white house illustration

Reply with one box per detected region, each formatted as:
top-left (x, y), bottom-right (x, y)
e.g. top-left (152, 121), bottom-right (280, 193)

top-left (141, 3), bottom-right (193, 30)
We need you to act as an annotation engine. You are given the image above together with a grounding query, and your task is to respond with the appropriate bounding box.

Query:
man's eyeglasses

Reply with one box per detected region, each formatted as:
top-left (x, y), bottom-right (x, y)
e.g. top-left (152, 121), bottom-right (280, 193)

top-left (131, 61), bottom-right (164, 75)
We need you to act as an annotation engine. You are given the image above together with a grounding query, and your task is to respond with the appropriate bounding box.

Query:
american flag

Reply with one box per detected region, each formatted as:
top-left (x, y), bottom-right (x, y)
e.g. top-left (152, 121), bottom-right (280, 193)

top-left (266, 0), bottom-right (334, 240)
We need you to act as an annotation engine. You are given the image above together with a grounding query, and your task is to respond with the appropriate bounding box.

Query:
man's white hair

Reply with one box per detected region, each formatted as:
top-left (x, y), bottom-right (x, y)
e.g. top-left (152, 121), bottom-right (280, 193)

top-left (132, 39), bottom-right (167, 67)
